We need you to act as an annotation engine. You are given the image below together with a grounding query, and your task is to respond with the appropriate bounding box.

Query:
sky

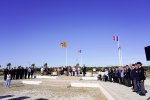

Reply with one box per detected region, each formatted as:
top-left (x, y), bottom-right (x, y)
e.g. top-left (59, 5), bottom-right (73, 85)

top-left (0, 0), bottom-right (150, 67)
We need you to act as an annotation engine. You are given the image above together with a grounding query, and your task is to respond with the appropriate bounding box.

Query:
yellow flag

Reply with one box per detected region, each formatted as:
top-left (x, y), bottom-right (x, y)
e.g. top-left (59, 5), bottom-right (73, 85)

top-left (60, 42), bottom-right (67, 48)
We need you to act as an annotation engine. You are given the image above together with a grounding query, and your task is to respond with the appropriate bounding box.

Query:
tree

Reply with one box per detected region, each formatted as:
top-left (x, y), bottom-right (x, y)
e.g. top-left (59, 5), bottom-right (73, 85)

top-left (7, 63), bottom-right (11, 69)
top-left (44, 63), bottom-right (48, 67)
top-left (31, 64), bottom-right (35, 69)
top-left (75, 63), bottom-right (80, 67)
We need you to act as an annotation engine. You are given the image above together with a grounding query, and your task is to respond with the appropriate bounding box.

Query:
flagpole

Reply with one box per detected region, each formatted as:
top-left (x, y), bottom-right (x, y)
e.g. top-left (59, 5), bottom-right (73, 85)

top-left (117, 37), bottom-right (121, 67)
top-left (120, 47), bottom-right (123, 66)
top-left (80, 52), bottom-right (83, 67)
top-left (66, 47), bottom-right (68, 67)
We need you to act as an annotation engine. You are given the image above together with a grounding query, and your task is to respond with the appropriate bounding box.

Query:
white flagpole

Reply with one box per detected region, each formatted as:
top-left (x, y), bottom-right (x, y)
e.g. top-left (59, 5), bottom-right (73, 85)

top-left (80, 52), bottom-right (83, 67)
top-left (120, 47), bottom-right (123, 66)
top-left (66, 47), bottom-right (68, 67)
top-left (117, 36), bottom-right (121, 67)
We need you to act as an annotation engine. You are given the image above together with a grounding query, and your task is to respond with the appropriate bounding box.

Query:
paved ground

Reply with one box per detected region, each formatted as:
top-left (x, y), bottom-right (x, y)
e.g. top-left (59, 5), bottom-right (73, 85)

top-left (1, 76), bottom-right (150, 100)
top-left (99, 81), bottom-right (150, 100)
top-left (0, 76), bottom-right (106, 100)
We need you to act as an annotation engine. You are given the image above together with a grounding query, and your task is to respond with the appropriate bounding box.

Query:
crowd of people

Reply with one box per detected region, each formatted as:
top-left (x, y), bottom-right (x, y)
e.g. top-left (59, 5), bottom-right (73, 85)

top-left (2, 62), bottom-right (148, 96)
top-left (99, 62), bottom-right (147, 96)
top-left (41, 66), bottom-right (87, 76)
top-left (3, 66), bottom-right (35, 81)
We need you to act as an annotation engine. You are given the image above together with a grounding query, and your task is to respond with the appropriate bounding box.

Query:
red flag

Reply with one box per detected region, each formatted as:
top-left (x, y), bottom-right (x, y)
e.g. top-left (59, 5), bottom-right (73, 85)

top-left (113, 36), bottom-right (115, 41)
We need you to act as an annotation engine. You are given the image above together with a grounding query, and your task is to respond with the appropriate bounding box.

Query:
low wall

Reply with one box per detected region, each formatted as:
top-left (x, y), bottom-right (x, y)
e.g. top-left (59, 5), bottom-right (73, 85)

top-left (36, 76), bottom-right (58, 79)
top-left (82, 77), bottom-right (98, 81)
top-left (22, 80), bottom-right (42, 85)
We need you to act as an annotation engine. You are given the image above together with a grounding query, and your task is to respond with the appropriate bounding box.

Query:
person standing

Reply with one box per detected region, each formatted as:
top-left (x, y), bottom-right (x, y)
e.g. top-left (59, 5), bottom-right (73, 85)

top-left (126, 66), bottom-right (132, 87)
top-left (132, 64), bottom-right (140, 93)
top-left (41, 67), bottom-right (44, 75)
top-left (104, 69), bottom-right (108, 82)
top-left (10, 68), bottom-right (14, 80)
top-left (108, 68), bottom-right (113, 82)
top-left (24, 67), bottom-right (28, 79)
top-left (5, 72), bottom-right (11, 88)
top-left (31, 68), bottom-right (34, 78)
top-left (4, 68), bottom-right (9, 81)
top-left (21, 67), bottom-right (25, 79)
top-left (112, 68), bottom-right (116, 82)
top-left (137, 62), bottom-right (146, 96)
top-left (77, 67), bottom-right (81, 76)
top-left (16, 67), bottom-right (20, 80)
top-left (28, 67), bottom-right (31, 79)
top-left (20, 67), bottom-right (24, 79)
top-left (114, 67), bottom-right (119, 83)
top-left (72, 67), bottom-right (76, 76)
top-left (130, 64), bottom-right (135, 89)
top-left (82, 65), bottom-right (86, 77)
top-left (13, 67), bottom-right (17, 80)
top-left (117, 67), bottom-right (122, 84)
top-left (121, 67), bottom-right (125, 85)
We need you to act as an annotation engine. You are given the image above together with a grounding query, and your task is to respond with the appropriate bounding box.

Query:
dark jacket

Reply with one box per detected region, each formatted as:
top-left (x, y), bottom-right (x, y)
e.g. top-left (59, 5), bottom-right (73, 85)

top-left (125, 68), bottom-right (131, 79)
top-left (132, 68), bottom-right (140, 80)
top-left (130, 68), bottom-right (135, 80)
top-left (138, 67), bottom-right (146, 80)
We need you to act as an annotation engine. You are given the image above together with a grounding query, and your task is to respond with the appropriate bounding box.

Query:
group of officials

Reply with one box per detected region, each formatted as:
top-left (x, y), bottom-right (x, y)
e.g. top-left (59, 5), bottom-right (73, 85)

top-left (101, 62), bottom-right (147, 96)
top-left (3, 66), bottom-right (34, 80)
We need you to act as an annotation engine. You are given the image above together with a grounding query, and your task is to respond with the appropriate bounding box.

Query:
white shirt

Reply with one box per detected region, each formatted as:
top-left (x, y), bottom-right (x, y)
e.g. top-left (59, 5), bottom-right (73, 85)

top-left (28, 68), bottom-right (31, 73)
top-left (7, 74), bottom-right (11, 80)
top-left (104, 71), bottom-right (108, 76)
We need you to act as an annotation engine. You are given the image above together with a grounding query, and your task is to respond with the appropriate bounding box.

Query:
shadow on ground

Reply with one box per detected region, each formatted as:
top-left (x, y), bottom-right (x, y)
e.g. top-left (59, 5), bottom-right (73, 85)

top-left (35, 98), bottom-right (48, 100)
top-left (8, 96), bottom-right (30, 100)
top-left (0, 95), bottom-right (14, 99)
top-left (0, 95), bottom-right (49, 100)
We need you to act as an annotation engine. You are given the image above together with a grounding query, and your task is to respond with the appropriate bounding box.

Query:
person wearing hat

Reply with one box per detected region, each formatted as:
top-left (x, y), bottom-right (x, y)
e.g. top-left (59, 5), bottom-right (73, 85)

top-left (137, 62), bottom-right (146, 96)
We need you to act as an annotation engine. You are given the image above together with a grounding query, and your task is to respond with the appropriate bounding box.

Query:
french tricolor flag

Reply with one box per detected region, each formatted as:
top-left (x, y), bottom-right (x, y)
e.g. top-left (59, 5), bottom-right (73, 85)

top-left (113, 36), bottom-right (119, 41)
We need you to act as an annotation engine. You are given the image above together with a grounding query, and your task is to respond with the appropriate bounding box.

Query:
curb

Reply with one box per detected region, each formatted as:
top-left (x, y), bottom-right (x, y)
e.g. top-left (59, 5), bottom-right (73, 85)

top-left (22, 80), bottom-right (42, 85)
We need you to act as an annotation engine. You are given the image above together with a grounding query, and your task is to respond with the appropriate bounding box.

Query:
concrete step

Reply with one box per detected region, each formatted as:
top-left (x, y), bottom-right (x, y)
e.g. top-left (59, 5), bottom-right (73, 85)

top-left (57, 77), bottom-right (81, 81)
top-left (41, 82), bottom-right (70, 87)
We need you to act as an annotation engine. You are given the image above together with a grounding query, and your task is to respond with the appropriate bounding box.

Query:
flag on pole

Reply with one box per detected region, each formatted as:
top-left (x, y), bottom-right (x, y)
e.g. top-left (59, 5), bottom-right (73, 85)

top-left (78, 50), bottom-right (82, 53)
top-left (113, 36), bottom-right (119, 41)
top-left (60, 42), bottom-right (67, 48)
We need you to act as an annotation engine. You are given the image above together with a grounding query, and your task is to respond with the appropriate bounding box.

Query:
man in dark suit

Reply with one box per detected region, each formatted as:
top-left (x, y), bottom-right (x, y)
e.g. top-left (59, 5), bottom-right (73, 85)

top-left (82, 65), bottom-right (86, 76)
top-left (137, 62), bottom-right (146, 96)
top-left (132, 64), bottom-right (140, 93)
top-left (126, 65), bottom-right (132, 87)
top-left (13, 67), bottom-right (17, 80)
top-left (108, 68), bottom-right (113, 82)
top-left (4, 68), bottom-right (9, 80)
top-left (24, 67), bottom-right (28, 79)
